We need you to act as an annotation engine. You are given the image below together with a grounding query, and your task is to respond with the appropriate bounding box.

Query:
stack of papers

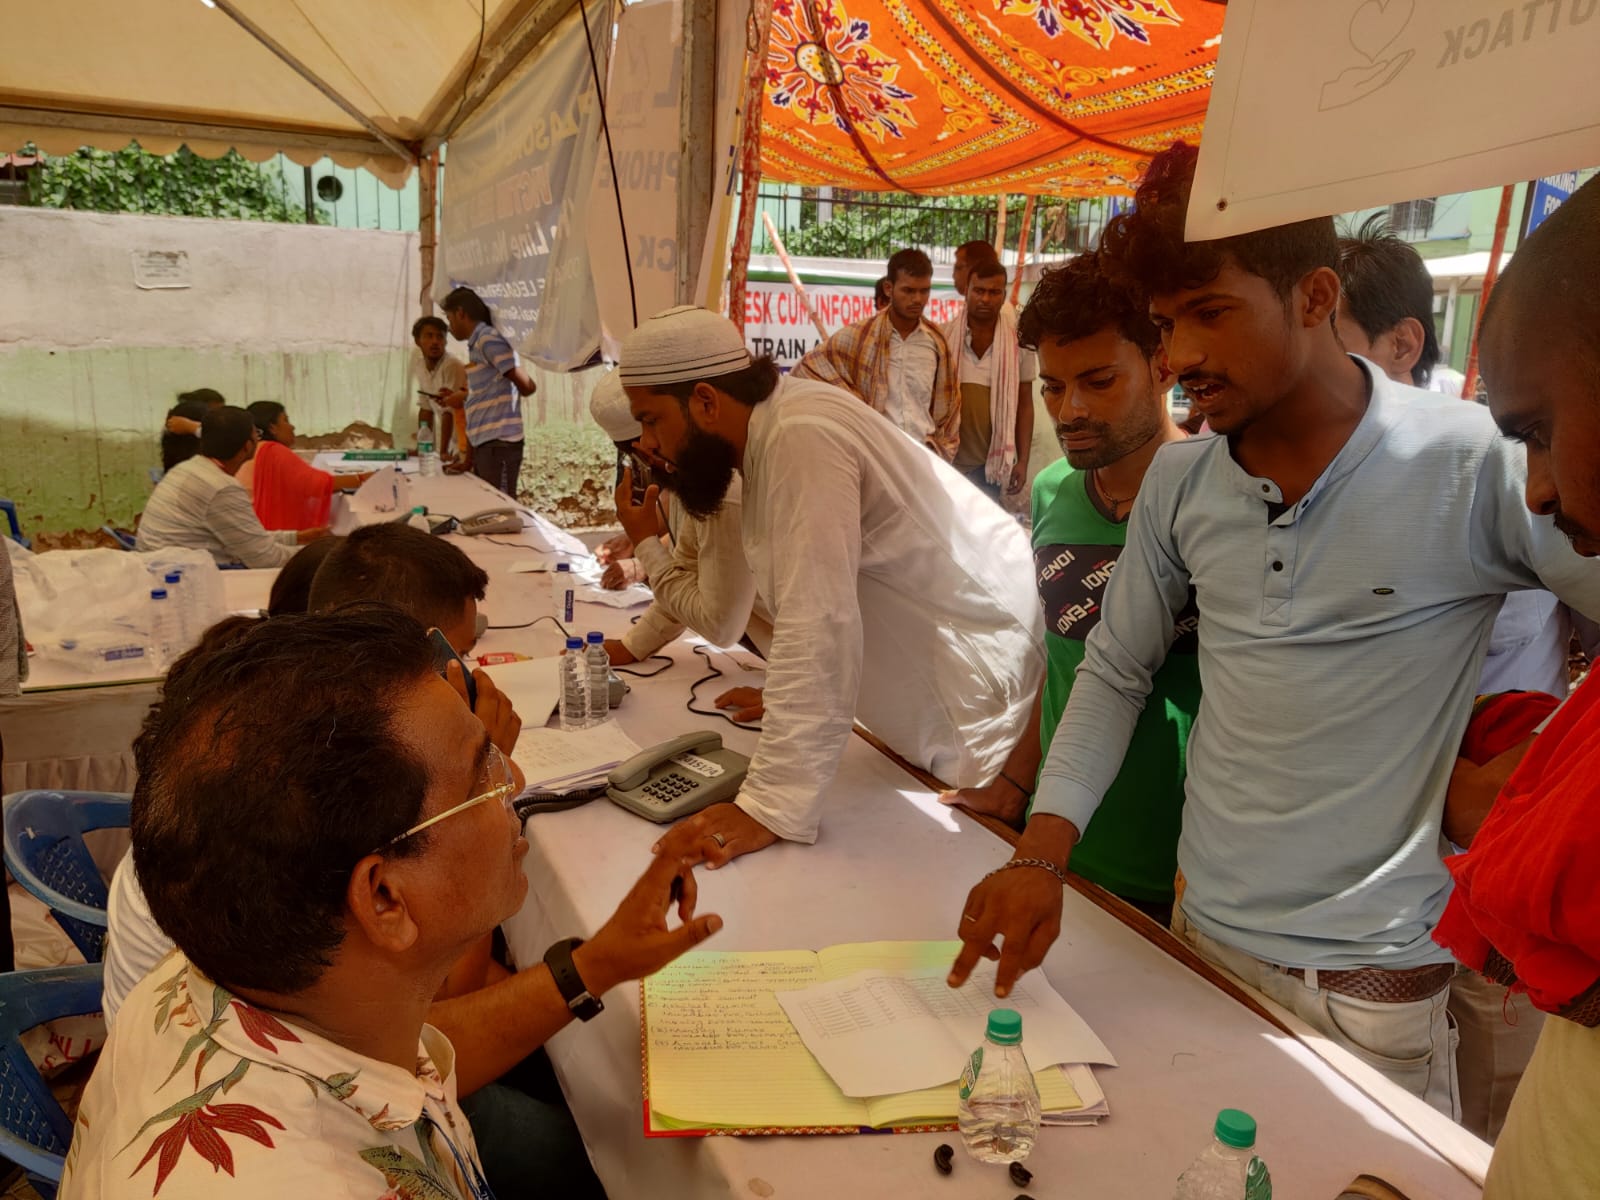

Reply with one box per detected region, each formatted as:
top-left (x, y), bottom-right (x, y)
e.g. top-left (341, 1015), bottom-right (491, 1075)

top-left (512, 722), bottom-right (642, 796)
top-left (478, 658), bottom-right (642, 795)
top-left (643, 941), bottom-right (1114, 1136)
top-left (776, 958), bottom-right (1115, 1123)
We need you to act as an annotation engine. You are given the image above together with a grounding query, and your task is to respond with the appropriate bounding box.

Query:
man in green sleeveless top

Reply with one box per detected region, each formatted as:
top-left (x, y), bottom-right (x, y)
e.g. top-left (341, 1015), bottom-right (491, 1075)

top-left (946, 252), bottom-right (1198, 924)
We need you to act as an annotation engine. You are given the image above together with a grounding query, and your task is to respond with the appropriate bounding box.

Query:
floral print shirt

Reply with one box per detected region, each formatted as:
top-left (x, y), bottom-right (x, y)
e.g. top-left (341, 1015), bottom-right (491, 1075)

top-left (61, 952), bottom-right (487, 1199)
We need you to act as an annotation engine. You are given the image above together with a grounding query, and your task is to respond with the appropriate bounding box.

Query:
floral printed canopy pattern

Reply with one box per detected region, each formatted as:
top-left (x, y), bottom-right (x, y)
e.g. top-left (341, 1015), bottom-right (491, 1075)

top-left (760, 0), bottom-right (1227, 196)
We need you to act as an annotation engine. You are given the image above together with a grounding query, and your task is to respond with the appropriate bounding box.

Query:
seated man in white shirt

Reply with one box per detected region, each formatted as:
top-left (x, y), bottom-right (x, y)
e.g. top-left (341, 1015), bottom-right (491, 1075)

top-left (69, 606), bottom-right (720, 1198)
top-left (623, 306), bottom-right (1044, 867)
top-left (135, 406), bottom-right (328, 567)
top-left (412, 315), bottom-right (468, 459)
top-left (792, 248), bottom-right (963, 460)
top-left (588, 372), bottom-right (772, 697)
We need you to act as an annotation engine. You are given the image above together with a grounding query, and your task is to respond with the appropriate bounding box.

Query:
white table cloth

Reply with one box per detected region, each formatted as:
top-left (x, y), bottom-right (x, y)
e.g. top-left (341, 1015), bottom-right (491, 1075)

top-left (499, 591), bottom-right (1485, 1200)
top-left (7, 472), bottom-right (582, 791)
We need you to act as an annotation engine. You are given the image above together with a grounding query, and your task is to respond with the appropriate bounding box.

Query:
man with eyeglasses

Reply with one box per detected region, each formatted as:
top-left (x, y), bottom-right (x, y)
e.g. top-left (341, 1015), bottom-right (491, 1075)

top-left (64, 607), bottom-right (721, 1199)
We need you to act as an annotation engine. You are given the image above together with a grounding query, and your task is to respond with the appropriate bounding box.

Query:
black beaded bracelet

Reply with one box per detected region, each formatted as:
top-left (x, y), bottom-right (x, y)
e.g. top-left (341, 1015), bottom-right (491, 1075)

top-left (999, 771), bottom-right (1034, 798)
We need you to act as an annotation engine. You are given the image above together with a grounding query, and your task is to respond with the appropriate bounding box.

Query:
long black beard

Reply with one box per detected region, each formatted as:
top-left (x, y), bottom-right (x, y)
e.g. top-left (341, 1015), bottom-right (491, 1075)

top-left (670, 423), bottom-right (740, 519)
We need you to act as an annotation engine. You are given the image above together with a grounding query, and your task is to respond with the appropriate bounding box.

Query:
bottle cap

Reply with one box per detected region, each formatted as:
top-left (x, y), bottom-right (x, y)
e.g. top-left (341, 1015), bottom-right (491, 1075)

top-left (164, 572), bottom-right (181, 584)
top-left (586, 631), bottom-right (605, 644)
top-left (985, 1008), bottom-right (1023, 1045)
top-left (555, 562), bottom-right (572, 572)
top-left (150, 589), bottom-right (167, 600)
top-left (1213, 1109), bottom-right (1257, 1149)
top-left (565, 637), bottom-right (584, 650)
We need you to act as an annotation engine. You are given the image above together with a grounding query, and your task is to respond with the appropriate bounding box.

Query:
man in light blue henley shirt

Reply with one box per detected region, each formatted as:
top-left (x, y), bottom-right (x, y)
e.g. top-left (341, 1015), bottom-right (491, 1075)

top-left (948, 143), bottom-right (1600, 1116)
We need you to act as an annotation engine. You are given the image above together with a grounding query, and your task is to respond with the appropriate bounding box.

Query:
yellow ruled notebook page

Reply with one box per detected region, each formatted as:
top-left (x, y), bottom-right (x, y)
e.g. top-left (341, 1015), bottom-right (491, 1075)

top-left (645, 950), bottom-right (867, 1129)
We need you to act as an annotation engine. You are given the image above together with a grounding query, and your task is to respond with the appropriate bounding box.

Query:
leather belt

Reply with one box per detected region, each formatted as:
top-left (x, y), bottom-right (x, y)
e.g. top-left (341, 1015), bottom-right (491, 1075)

top-left (1282, 962), bottom-right (1456, 1004)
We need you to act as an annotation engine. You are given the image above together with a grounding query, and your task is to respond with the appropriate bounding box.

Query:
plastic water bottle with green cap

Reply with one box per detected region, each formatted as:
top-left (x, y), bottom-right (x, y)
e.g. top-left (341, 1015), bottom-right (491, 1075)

top-left (957, 1008), bottom-right (1040, 1164)
top-left (1175, 1108), bottom-right (1272, 1198)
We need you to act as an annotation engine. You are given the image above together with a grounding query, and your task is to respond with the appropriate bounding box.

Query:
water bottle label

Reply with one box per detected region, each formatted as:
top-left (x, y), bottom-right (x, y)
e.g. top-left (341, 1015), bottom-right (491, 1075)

top-left (958, 1048), bottom-right (982, 1101)
top-left (562, 590), bottom-right (574, 624)
top-left (1246, 1156), bottom-right (1272, 1200)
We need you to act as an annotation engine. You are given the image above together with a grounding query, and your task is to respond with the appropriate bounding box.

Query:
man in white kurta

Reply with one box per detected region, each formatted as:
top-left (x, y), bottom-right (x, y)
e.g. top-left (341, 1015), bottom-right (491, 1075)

top-left (621, 305), bottom-right (1044, 864)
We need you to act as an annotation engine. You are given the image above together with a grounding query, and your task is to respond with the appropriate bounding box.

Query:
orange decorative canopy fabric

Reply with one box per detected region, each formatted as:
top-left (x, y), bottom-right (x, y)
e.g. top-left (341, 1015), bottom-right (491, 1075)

top-left (760, 0), bottom-right (1225, 196)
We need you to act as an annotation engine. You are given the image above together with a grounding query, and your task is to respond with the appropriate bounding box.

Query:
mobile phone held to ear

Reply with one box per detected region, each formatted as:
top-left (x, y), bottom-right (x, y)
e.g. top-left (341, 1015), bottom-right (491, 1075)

top-left (616, 448), bottom-right (650, 506)
top-left (428, 627), bottom-right (477, 709)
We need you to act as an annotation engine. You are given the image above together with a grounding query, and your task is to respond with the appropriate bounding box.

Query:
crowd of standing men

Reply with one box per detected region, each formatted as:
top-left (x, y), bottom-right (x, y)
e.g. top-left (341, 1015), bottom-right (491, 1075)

top-left (38, 143), bottom-right (1600, 1199)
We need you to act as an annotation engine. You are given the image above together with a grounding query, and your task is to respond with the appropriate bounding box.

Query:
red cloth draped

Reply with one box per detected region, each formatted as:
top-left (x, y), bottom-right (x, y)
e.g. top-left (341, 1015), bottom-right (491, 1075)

top-left (1460, 690), bottom-right (1561, 765)
top-left (250, 440), bottom-right (333, 531)
top-left (1435, 673), bottom-right (1600, 1014)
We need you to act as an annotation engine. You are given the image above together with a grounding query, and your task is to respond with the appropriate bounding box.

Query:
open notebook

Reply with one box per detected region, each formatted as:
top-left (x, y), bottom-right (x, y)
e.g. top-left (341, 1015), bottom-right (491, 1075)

top-left (642, 941), bottom-right (1100, 1136)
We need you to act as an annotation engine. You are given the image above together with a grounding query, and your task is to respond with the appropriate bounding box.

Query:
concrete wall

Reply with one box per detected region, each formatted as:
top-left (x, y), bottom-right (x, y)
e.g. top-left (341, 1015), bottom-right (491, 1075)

top-left (0, 207), bottom-right (612, 535)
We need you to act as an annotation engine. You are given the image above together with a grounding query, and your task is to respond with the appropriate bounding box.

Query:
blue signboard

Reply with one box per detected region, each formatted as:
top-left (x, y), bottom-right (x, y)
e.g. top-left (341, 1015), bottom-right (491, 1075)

top-left (1526, 173), bottom-right (1581, 237)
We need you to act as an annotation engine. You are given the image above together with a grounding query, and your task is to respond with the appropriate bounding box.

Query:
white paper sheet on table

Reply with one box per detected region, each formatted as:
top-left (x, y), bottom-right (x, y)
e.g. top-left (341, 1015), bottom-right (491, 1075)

top-left (481, 657), bottom-right (562, 723)
top-left (1042, 1064), bottom-right (1109, 1126)
top-left (775, 961), bottom-right (1115, 1098)
top-left (511, 721), bottom-right (642, 795)
top-left (347, 467), bottom-right (412, 516)
top-left (564, 558), bottom-right (653, 608)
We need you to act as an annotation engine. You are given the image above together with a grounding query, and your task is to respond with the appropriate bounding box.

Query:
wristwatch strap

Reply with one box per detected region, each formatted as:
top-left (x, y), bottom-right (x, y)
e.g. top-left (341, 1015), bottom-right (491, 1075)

top-left (544, 937), bottom-right (604, 1021)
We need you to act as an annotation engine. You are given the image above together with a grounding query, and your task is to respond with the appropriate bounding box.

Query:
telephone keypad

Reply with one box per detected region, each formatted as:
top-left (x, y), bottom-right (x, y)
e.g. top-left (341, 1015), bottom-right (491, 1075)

top-left (642, 771), bottom-right (700, 805)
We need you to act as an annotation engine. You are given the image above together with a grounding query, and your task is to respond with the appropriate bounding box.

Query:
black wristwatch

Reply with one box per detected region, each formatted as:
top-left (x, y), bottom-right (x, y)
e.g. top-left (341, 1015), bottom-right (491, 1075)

top-left (544, 937), bottom-right (604, 1021)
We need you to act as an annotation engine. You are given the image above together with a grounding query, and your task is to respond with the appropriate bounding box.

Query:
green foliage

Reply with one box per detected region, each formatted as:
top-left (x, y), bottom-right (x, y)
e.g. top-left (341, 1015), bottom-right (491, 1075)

top-left (762, 189), bottom-right (1107, 261)
top-left (776, 192), bottom-right (1002, 259)
top-left (23, 142), bottom-right (310, 223)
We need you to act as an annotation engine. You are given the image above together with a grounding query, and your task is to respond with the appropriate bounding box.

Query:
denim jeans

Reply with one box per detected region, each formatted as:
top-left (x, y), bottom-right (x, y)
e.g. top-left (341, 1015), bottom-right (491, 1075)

top-left (457, 1049), bottom-right (606, 1199)
top-left (1172, 908), bottom-right (1460, 1119)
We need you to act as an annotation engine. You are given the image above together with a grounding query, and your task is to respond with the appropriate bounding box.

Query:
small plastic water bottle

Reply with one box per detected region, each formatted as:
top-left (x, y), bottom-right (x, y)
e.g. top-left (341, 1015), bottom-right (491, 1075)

top-left (418, 424), bottom-right (440, 477)
top-left (958, 1009), bottom-right (1041, 1165)
top-left (407, 506), bottom-right (432, 533)
top-left (551, 562), bottom-right (574, 630)
top-left (56, 636), bottom-right (148, 675)
top-left (149, 588), bottom-right (178, 670)
top-left (584, 632), bottom-right (610, 725)
top-left (163, 571), bottom-right (191, 649)
top-left (560, 637), bottom-right (589, 732)
top-left (1175, 1109), bottom-right (1272, 1199)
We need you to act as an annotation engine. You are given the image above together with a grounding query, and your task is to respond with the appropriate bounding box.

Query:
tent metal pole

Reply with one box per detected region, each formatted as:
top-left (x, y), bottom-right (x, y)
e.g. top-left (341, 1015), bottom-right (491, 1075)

top-left (1461, 183), bottom-right (1518, 400)
top-left (419, 152), bottom-right (439, 317)
top-left (676, 0), bottom-right (718, 304)
top-left (729, 0), bottom-right (776, 334)
top-left (208, 0), bottom-right (416, 164)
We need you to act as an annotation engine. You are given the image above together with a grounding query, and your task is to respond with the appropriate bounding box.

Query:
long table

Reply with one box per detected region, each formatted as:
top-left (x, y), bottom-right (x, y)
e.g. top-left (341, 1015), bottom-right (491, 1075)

top-left (12, 474), bottom-right (1488, 1197)
top-left (7, 471), bottom-right (584, 792)
top-left (491, 547), bottom-right (1487, 1199)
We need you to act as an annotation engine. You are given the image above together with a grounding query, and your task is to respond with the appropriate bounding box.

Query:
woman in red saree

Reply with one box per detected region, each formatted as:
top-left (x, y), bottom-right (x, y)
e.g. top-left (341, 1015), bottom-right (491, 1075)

top-left (241, 403), bottom-right (370, 531)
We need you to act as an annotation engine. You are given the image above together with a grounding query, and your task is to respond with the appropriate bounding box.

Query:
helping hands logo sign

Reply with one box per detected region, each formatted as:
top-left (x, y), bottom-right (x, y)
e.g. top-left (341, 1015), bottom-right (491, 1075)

top-left (1320, 0), bottom-right (1417, 110)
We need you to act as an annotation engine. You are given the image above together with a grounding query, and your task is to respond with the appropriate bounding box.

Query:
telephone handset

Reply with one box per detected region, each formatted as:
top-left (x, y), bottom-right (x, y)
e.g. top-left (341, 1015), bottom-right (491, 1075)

top-left (606, 730), bottom-right (751, 823)
top-left (458, 507), bottom-right (523, 536)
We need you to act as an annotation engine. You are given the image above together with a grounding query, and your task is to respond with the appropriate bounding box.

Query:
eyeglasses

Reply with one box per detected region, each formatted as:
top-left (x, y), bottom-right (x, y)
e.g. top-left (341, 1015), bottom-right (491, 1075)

top-left (378, 743), bottom-right (520, 851)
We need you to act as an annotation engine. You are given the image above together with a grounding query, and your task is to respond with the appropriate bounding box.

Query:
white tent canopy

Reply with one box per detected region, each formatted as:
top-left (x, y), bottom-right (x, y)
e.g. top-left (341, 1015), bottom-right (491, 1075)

top-left (1, 0), bottom-right (582, 185)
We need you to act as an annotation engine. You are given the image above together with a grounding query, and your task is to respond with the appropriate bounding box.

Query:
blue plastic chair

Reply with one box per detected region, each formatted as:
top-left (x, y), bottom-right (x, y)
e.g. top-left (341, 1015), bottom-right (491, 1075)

top-left (0, 499), bottom-right (27, 550)
top-left (0, 964), bottom-right (105, 1197)
top-left (98, 526), bottom-right (137, 552)
top-left (2, 792), bottom-right (131, 963)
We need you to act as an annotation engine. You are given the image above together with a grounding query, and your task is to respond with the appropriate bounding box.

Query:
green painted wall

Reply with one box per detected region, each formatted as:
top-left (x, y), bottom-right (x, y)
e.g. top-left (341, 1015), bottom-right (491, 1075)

top-left (0, 346), bottom-right (411, 533)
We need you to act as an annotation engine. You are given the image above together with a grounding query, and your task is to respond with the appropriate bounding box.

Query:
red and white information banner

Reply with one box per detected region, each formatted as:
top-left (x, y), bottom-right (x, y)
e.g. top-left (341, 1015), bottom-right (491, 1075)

top-left (739, 281), bottom-right (964, 370)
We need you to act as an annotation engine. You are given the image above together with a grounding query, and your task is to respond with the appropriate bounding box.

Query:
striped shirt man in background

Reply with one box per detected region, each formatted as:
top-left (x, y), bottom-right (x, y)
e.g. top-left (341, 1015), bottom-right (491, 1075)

top-left (441, 286), bottom-right (536, 499)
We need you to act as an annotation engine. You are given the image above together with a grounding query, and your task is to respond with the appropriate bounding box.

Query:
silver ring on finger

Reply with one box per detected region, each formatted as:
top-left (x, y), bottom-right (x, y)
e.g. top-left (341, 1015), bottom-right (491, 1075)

top-left (710, 832), bottom-right (727, 848)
